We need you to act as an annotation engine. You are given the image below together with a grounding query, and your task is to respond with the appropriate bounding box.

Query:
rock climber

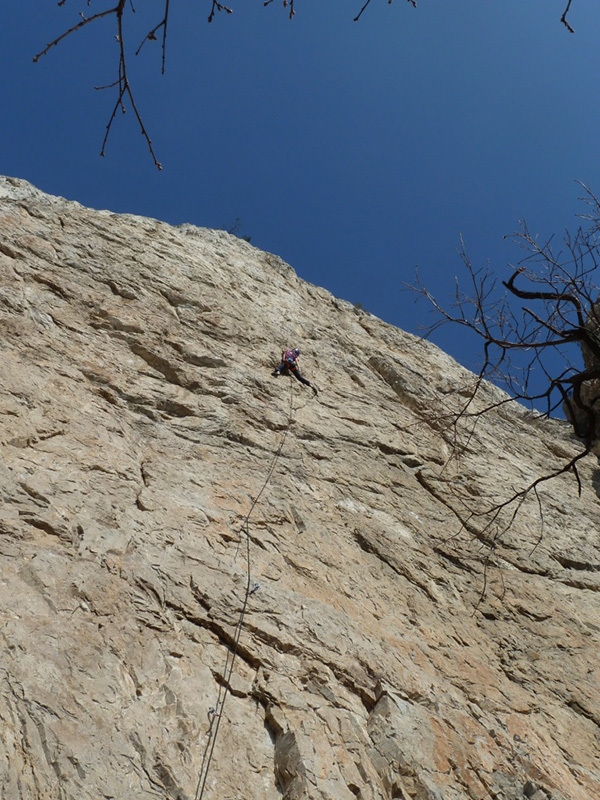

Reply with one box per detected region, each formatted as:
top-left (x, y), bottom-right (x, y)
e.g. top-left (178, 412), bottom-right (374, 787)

top-left (272, 347), bottom-right (318, 394)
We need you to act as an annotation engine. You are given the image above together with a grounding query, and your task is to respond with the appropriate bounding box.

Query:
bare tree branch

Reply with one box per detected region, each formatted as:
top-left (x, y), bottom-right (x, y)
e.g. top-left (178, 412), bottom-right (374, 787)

top-left (354, 0), bottom-right (417, 24)
top-left (413, 186), bottom-right (600, 600)
top-left (32, 2), bottom-right (579, 166)
top-left (33, 4), bottom-right (120, 62)
top-left (561, 0), bottom-right (575, 33)
top-left (264, 0), bottom-right (295, 20)
top-left (136, 0), bottom-right (170, 75)
top-left (208, 1), bottom-right (233, 24)
top-left (35, 1), bottom-right (163, 168)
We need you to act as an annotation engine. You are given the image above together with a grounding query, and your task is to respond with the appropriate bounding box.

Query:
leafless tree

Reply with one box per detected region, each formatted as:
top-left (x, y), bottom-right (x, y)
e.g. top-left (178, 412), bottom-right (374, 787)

top-left (32, 1), bottom-right (579, 168)
top-left (413, 184), bottom-right (600, 598)
top-left (419, 185), bottom-right (600, 447)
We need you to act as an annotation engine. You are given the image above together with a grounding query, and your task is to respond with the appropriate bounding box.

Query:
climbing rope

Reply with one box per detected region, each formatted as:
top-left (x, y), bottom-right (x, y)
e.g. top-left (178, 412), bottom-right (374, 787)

top-left (194, 378), bottom-right (297, 800)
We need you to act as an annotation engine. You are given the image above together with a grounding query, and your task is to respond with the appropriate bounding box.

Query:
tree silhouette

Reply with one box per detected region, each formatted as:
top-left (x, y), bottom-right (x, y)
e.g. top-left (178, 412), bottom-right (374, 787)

top-left (413, 184), bottom-right (600, 595)
top-left (33, 1), bottom-right (579, 168)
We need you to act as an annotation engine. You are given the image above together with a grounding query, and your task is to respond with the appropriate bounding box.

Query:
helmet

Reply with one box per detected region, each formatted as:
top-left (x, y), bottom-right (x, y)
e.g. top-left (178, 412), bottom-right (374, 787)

top-left (293, 348), bottom-right (300, 356)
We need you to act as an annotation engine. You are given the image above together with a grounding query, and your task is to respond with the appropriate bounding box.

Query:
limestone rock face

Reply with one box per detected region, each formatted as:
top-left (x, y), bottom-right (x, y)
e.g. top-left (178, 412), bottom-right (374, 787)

top-left (1, 175), bottom-right (599, 800)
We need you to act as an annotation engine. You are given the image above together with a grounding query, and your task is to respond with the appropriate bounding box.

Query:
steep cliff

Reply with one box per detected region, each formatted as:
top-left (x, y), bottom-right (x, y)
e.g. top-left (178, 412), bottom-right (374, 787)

top-left (0, 176), bottom-right (599, 800)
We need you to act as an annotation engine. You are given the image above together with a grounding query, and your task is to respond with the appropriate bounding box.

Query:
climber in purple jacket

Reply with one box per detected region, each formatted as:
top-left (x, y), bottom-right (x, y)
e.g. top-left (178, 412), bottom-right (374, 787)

top-left (272, 347), bottom-right (318, 394)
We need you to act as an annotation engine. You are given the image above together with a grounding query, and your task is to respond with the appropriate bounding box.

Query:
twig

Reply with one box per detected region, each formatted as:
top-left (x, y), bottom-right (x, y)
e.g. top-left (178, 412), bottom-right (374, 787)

top-left (33, 5), bottom-right (119, 62)
top-left (136, 0), bottom-right (171, 75)
top-left (355, 0), bottom-right (416, 24)
top-left (561, 0), bottom-right (575, 33)
top-left (35, 0), bottom-right (163, 169)
top-left (208, 1), bottom-right (233, 23)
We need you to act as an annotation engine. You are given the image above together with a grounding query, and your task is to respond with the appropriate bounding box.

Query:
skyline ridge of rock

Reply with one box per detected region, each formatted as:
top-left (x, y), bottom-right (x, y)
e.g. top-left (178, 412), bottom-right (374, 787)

top-left (0, 175), bottom-right (599, 800)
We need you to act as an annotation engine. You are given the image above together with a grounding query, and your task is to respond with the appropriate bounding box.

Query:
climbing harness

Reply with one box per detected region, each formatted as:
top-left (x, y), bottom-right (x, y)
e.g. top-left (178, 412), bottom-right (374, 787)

top-left (194, 379), bottom-right (297, 800)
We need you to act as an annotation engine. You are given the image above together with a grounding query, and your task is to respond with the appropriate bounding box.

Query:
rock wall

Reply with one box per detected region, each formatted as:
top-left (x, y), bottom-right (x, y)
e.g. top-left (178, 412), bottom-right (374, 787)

top-left (0, 176), bottom-right (599, 800)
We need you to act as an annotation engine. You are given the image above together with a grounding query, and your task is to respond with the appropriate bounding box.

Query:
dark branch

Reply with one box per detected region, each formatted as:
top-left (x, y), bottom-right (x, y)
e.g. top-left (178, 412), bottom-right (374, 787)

top-left (561, 0), bottom-right (575, 33)
top-left (354, 0), bottom-right (417, 24)
top-left (414, 190), bottom-right (600, 598)
top-left (208, 1), bottom-right (233, 23)
top-left (33, 0), bottom-right (580, 166)
top-left (135, 0), bottom-right (171, 75)
top-left (33, 5), bottom-right (120, 63)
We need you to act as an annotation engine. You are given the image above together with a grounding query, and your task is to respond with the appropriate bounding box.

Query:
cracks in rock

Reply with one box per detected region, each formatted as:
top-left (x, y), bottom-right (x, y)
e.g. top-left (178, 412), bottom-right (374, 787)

top-left (30, 712), bottom-right (63, 789)
top-left (155, 398), bottom-right (197, 418)
top-left (35, 427), bottom-right (67, 443)
top-left (165, 588), bottom-right (262, 678)
top-left (376, 441), bottom-right (422, 467)
top-left (0, 241), bottom-right (22, 259)
top-left (414, 448), bottom-right (600, 606)
top-left (511, 604), bottom-right (552, 622)
top-left (276, 547), bottom-right (316, 580)
top-left (251, 694), bottom-right (292, 797)
top-left (497, 660), bottom-right (530, 689)
top-left (273, 730), bottom-right (307, 799)
top-left (18, 481), bottom-right (50, 506)
top-left (84, 368), bottom-right (198, 421)
top-left (189, 580), bottom-right (212, 613)
top-left (367, 356), bottom-right (440, 433)
top-left (166, 338), bottom-right (227, 369)
top-left (136, 459), bottom-right (153, 510)
top-left (134, 574), bottom-right (165, 610)
top-left (267, 735), bottom-right (287, 796)
top-left (5, 679), bottom-right (66, 795)
top-left (567, 697), bottom-right (600, 728)
top-left (18, 511), bottom-right (74, 545)
top-left (139, 461), bottom-right (152, 489)
top-left (555, 574), bottom-right (600, 592)
top-left (552, 554), bottom-right (600, 572)
top-left (242, 620), bottom-right (307, 663)
top-left (433, 545), bottom-right (477, 574)
top-left (30, 273), bottom-right (71, 301)
top-left (415, 469), bottom-right (473, 535)
top-left (7, 427), bottom-right (66, 449)
top-left (83, 350), bottom-right (249, 429)
top-left (128, 341), bottom-right (187, 388)
top-left (186, 576), bottom-right (379, 716)
top-left (158, 286), bottom-right (212, 314)
top-left (129, 731), bottom-right (187, 800)
top-left (19, 514), bottom-right (60, 537)
top-left (414, 470), bottom-right (559, 596)
top-left (223, 429), bottom-right (271, 451)
top-left (131, 572), bottom-right (174, 633)
top-left (153, 755), bottom-right (189, 800)
top-left (290, 507), bottom-right (306, 534)
top-left (250, 616), bottom-right (379, 713)
top-left (89, 311), bottom-right (145, 334)
top-left (106, 279), bottom-right (138, 300)
top-left (352, 527), bottom-right (440, 605)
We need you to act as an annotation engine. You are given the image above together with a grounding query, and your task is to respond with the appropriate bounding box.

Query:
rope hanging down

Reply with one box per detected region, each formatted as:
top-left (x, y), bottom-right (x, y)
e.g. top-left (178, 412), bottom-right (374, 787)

top-left (194, 379), bottom-right (297, 800)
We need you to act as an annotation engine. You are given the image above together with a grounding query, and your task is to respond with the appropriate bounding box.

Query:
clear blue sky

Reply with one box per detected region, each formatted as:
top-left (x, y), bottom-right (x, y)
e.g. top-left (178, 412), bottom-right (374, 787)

top-left (3, 1), bottom-right (600, 377)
